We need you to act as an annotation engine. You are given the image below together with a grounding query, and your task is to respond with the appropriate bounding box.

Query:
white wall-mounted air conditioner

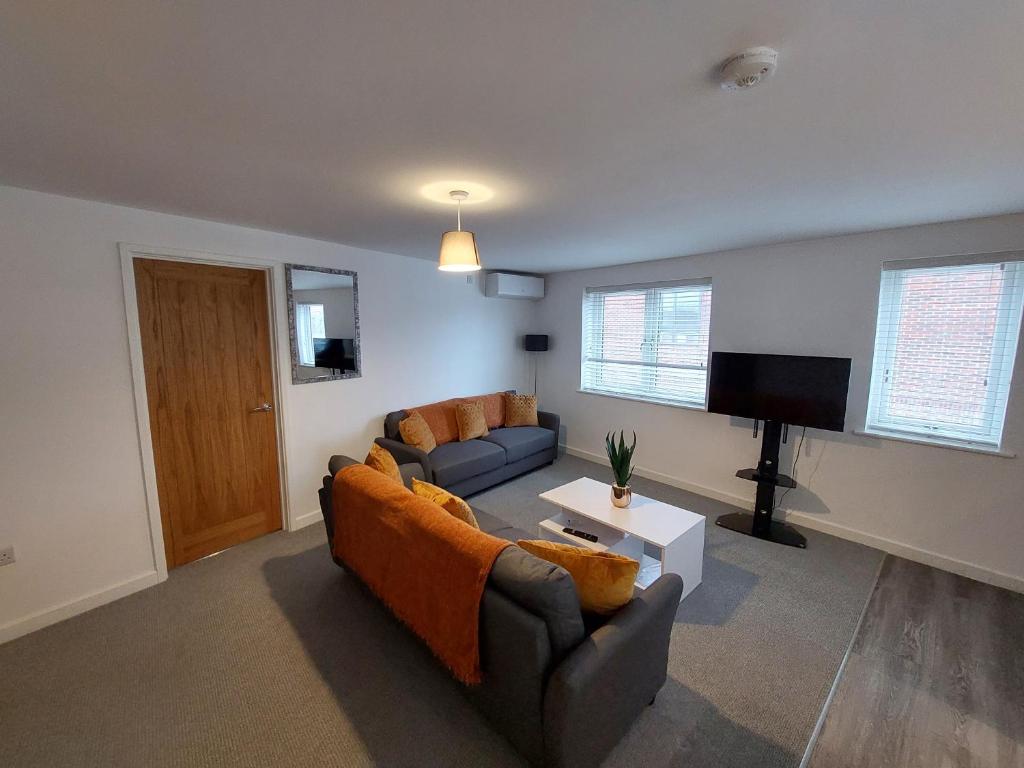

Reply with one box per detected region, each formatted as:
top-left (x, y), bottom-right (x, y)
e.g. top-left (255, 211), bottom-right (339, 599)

top-left (484, 272), bottom-right (545, 300)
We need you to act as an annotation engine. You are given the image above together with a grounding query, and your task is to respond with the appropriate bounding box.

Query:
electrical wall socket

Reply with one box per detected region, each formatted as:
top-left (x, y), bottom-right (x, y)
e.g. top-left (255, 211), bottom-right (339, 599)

top-left (0, 545), bottom-right (15, 567)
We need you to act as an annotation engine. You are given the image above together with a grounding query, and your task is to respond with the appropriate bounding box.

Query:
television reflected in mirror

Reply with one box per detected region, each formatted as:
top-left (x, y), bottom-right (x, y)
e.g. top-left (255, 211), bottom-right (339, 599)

top-left (286, 264), bottom-right (361, 384)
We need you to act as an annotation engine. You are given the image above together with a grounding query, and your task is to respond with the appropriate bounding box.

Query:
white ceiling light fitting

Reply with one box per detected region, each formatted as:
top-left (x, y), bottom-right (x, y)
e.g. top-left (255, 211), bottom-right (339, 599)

top-left (437, 190), bottom-right (482, 272)
top-left (719, 46), bottom-right (778, 90)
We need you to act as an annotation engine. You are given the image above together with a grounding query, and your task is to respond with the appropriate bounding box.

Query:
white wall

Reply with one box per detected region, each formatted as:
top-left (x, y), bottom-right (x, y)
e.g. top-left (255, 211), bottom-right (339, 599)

top-left (536, 213), bottom-right (1024, 590)
top-left (0, 185), bottom-right (533, 641)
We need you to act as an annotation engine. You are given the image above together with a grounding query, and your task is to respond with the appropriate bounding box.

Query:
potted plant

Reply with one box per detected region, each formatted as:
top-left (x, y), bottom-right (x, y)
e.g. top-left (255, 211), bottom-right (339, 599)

top-left (605, 430), bottom-right (636, 508)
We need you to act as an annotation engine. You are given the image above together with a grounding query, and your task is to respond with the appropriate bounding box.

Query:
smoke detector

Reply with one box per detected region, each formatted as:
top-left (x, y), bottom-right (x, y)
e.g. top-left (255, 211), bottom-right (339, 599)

top-left (720, 47), bottom-right (779, 90)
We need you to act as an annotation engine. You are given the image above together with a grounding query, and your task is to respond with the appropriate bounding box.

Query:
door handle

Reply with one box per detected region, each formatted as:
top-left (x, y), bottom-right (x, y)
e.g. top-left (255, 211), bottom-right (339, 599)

top-left (249, 402), bottom-right (273, 413)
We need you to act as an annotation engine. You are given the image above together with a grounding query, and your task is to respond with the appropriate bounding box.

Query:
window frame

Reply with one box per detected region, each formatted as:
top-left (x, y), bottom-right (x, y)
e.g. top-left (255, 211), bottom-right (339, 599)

top-left (864, 254), bottom-right (1024, 451)
top-left (580, 278), bottom-right (713, 409)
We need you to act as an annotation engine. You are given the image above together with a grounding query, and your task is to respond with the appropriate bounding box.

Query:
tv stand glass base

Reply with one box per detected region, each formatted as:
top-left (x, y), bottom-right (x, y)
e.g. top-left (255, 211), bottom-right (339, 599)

top-left (715, 512), bottom-right (807, 548)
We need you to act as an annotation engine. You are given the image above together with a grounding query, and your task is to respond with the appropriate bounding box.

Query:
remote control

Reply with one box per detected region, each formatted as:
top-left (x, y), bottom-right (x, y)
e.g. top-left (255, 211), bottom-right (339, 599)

top-left (562, 527), bottom-right (598, 543)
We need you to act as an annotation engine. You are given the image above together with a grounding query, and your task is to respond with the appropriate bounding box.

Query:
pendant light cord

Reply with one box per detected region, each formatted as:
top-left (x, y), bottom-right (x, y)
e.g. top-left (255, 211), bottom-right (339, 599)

top-left (456, 198), bottom-right (462, 231)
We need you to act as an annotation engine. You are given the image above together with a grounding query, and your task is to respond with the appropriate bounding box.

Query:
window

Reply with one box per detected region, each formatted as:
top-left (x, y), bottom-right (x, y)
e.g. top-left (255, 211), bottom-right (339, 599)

top-left (308, 304), bottom-right (327, 338)
top-left (295, 303), bottom-right (326, 366)
top-left (581, 279), bottom-right (712, 408)
top-left (866, 257), bottom-right (1024, 449)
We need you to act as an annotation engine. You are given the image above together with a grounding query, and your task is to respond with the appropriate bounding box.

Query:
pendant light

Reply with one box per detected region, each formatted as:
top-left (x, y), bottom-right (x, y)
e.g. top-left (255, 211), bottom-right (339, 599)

top-left (438, 190), bottom-right (482, 272)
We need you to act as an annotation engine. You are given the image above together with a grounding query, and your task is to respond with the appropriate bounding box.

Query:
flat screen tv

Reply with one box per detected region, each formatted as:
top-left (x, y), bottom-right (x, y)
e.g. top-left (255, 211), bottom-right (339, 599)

top-left (313, 337), bottom-right (355, 371)
top-left (707, 352), bottom-right (851, 431)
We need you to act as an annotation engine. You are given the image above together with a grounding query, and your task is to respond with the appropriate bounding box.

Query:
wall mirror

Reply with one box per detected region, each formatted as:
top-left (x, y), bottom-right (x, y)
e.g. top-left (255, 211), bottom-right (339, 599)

top-left (285, 264), bottom-right (361, 384)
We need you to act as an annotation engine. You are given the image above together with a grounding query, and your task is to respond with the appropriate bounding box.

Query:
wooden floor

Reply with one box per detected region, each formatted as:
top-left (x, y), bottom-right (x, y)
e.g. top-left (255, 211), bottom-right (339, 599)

top-left (807, 556), bottom-right (1024, 768)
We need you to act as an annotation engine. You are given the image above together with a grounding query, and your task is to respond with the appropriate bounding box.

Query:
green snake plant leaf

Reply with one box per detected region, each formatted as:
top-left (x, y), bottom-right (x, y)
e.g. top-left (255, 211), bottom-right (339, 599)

top-left (605, 429), bottom-right (636, 487)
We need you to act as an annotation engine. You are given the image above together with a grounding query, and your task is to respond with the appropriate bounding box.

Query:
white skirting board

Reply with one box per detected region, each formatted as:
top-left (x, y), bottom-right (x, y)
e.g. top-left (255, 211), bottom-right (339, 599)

top-left (292, 509), bottom-right (324, 531)
top-left (564, 446), bottom-right (1024, 594)
top-left (565, 446), bottom-right (752, 508)
top-left (782, 511), bottom-right (1024, 594)
top-left (2, 511), bottom-right (324, 645)
top-left (0, 570), bottom-right (164, 645)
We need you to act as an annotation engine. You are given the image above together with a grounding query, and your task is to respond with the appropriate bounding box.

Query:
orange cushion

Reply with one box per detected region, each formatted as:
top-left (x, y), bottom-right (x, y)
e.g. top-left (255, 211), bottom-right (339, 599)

top-left (504, 393), bottom-right (539, 427)
top-left (456, 401), bottom-right (489, 441)
top-left (399, 411), bottom-right (437, 453)
top-left (364, 443), bottom-right (402, 483)
top-left (517, 539), bottom-right (639, 615)
top-left (408, 392), bottom-right (516, 444)
top-left (479, 392), bottom-right (506, 429)
top-left (410, 399), bottom-right (461, 445)
top-left (412, 478), bottom-right (479, 529)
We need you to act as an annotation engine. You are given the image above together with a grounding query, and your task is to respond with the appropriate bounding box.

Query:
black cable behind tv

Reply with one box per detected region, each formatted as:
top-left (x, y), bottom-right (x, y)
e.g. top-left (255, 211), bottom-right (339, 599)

top-left (707, 352), bottom-right (852, 549)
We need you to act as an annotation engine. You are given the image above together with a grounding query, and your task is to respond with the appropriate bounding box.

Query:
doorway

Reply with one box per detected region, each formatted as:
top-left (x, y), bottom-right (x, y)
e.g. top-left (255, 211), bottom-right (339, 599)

top-left (133, 258), bottom-right (283, 568)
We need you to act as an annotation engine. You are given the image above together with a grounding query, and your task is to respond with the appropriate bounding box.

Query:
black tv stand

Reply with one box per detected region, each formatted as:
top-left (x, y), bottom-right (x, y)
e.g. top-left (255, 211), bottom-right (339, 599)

top-left (715, 420), bottom-right (807, 549)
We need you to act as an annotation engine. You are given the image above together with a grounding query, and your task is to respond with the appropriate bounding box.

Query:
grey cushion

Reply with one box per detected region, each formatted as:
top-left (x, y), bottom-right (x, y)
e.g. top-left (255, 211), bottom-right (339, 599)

top-left (481, 427), bottom-right (557, 463)
top-left (474, 508), bottom-right (531, 542)
top-left (383, 410), bottom-right (408, 441)
top-left (430, 439), bottom-right (506, 487)
top-left (488, 546), bottom-right (586, 660)
top-left (327, 454), bottom-right (360, 476)
top-left (397, 462), bottom-right (425, 488)
top-left (328, 454), bottom-right (422, 489)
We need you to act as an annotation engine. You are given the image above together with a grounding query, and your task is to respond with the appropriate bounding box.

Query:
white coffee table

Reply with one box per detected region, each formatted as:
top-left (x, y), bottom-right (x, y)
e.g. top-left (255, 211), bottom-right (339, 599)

top-left (538, 477), bottom-right (705, 602)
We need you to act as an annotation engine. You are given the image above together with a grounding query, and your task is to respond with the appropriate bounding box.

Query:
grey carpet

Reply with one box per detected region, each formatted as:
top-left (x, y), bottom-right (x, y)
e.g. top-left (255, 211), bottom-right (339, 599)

top-left (0, 455), bottom-right (882, 767)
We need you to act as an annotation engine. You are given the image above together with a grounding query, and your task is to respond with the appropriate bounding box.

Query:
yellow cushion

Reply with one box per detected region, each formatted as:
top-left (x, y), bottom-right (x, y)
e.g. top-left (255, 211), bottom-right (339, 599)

top-left (516, 539), bottom-right (639, 615)
top-left (504, 393), bottom-right (539, 427)
top-left (399, 410), bottom-right (437, 453)
top-left (411, 478), bottom-right (479, 529)
top-left (364, 443), bottom-right (402, 484)
top-left (456, 401), bottom-right (489, 441)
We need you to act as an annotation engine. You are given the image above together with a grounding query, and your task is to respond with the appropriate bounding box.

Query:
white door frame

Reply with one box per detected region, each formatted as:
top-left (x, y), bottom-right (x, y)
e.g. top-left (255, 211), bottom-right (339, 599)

top-left (119, 243), bottom-right (293, 580)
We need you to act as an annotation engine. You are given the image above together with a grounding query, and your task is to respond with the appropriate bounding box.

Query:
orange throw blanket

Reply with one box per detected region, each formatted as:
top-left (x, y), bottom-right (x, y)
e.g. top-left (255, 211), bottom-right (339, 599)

top-left (331, 465), bottom-right (510, 684)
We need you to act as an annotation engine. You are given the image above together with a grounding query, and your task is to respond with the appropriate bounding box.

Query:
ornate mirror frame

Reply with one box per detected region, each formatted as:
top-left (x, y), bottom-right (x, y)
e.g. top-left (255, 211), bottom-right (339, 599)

top-left (285, 264), bottom-right (362, 384)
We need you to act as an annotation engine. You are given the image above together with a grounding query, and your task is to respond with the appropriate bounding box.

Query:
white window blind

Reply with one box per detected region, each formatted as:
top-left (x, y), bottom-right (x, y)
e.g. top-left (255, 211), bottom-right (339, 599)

top-left (866, 257), bottom-right (1024, 449)
top-left (307, 304), bottom-right (327, 339)
top-left (581, 280), bottom-right (712, 408)
top-left (295, 303), bottom-right (326, 367)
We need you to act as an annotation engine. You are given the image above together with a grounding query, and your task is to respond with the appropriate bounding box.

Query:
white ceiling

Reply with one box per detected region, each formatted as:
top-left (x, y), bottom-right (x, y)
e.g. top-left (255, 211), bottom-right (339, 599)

top-left (2, 1), bottom-right (1023, 273)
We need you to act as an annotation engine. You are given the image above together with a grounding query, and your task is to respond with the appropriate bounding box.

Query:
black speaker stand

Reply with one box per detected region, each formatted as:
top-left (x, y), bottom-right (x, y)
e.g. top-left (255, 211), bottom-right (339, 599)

top-left (715, 420), bottom-right (807, 549)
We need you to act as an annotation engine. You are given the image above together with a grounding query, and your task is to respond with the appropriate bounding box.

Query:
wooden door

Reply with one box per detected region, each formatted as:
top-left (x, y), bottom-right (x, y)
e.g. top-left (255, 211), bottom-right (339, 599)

top-left (135, 259), bottom-right (282, 568)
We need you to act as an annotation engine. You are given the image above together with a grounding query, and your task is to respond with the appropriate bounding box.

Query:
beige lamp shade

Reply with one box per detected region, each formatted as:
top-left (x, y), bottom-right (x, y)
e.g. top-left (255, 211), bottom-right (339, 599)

top-left (438, 230), bottom-right (481, 272)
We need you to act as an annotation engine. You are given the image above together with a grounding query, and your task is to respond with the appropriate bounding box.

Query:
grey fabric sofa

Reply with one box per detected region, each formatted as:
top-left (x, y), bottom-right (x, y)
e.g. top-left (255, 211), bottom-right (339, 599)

top-left (318, 456), bottom-right (683, 768)
top-left (376, 400), bottom-right (560, 497)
